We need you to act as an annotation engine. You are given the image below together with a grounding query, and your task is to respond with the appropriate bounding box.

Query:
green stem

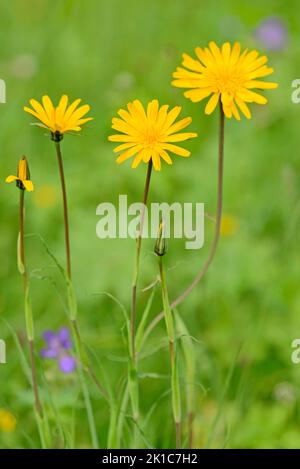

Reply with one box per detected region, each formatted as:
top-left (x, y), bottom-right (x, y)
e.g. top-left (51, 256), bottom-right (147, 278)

top-left (131, 160), bottom-right (153, 360)
top-left (158, 256), bottom-right (181, 449)
top-left (70, 319), bottom-right (99, 449)
top-left (55, 142), bottom-right (71, 278)
top-left (54, 141), bottom-right (102, 448)
top-left (144, 106), bottom-right (225, 344)
top-left (19, 189), bottom-right (46, 445)
top-left (129, 161), bottom-right (153, 444)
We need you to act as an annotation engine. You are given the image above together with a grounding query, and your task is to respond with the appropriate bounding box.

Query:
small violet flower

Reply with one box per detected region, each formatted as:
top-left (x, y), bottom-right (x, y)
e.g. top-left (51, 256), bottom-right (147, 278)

top-left (255, 17), bottom-right (287, 51)
top-left (40, 327), bottom-right (76, 374)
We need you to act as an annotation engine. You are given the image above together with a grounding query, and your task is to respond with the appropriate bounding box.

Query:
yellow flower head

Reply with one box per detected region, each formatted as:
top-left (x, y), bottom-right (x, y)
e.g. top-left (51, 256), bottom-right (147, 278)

top-left (24, 95), bottom-right (93, 141)
top-left (0, 409), bottom-right (16, 433)
top-left (172, 41), bottom-right (278, 120)
top-left (5, 156), bottom-right (34, 191)
top-left (108, 99), bottom-right (197, 171)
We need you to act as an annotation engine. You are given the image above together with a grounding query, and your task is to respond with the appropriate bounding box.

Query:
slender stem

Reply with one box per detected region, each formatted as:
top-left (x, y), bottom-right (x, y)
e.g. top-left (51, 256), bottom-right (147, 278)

top-left (188, 411), bottom-right (194, 449)
top-left (72, 318), bottom-right (109, 402)
top-left (128, 161), bottom-right (152, 446)
top-left (143, 107), bottom-right (225, 342)
top-left (28, 339), bottom-right (42, 416)
top-left (55, 142), bottom-right (71, 279)
top-left (158, 257), bottom-right (181, 449)
top-left (19, 191), bottom-right (25, 281)
top-left (131, 160), bottom-right (153, 360)
top-left (54, 141), bottom-right (104, 448)
top-left (19, 190), bottom-right (43, 417)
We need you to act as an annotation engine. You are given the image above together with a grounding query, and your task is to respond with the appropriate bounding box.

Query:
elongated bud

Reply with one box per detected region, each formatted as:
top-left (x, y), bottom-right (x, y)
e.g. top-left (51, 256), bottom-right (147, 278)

top-left (17, 156), bottom-right (30, 190)
top-left (154, 221), bottom-right (167, 257)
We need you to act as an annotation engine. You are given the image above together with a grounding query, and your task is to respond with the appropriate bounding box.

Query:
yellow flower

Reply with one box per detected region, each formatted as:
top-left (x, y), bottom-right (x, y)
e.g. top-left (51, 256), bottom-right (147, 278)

top-left (172, 41), bottom-right (278, 120)
top-left (0, 409), bottom-right (16, 433)
top-left (220, 215), bottom-right (239, 237)
top-left (108, 99), bottom-right (197, 171)
top-left (5, 156), bottom-right (34, 191)
top-left (24, 95), bottom-right (93, 140)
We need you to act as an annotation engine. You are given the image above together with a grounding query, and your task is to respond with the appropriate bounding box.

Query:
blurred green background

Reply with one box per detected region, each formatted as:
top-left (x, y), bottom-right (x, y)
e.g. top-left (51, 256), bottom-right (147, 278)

top-left (1, 0), bottom-right (300, 449)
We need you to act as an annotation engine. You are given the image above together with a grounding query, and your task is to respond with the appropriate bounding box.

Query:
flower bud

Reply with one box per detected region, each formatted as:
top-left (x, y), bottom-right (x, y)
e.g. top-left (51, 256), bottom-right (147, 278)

top-left (154, 221), bottom-right (167, 257)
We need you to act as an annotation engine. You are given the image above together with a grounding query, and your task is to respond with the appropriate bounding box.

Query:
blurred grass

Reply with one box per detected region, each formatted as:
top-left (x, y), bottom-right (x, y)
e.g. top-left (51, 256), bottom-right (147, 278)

top-left (1, 0), bottom-right (300, 448)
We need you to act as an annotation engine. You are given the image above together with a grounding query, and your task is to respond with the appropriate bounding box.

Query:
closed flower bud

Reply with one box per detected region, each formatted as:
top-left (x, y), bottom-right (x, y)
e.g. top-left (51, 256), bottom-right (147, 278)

top-left (5, 156), bottom-right (34, 192)
top-left (155, 221), bottom-right (167, 257)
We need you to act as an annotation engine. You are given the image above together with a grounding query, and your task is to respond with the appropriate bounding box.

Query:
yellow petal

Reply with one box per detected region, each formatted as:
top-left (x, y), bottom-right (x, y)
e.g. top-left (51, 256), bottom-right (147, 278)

top-left (158, 148), bottom-right (173, 165)
top-left (156, 104), bottom-right (169, 128)
top-left (147, 99), bottom-right (159, 122)
top-left (161, 143), bottom-right (190, 157)
top-left (74, 117), bottom-right (94, 126)
top-left (5, 175), bottom-right (18, 183)
top-left (184, 88), bottom-right (212, 103)
top-left (56, 95), bottom-right (69, 124)
top-left (111, 117), bottom-right (139, 136)
top-left (238, 89), bottom-right (267, 104)
top-left (64, 98), bottom-right (82, 121)
top-left (229, 42), bottom-right (241, 66)
top-left (131, 152), bottom-right (144, 169)
top-left (208, 41), bottom-right (222, 62)
top-left (24, 101), bottom-right (51, 128)
top-left (163, 132), bottom-right (197, 142)
top-left (173, 67), bottom-right (203, 80)
top-left (140, 148), bottom-right (151, 163)
top-left (23, 180), bottom-right (34, 192)
top-left (108, 134), bottom-right (138, 143)
top-left (235, 97), bottom-right (252, 119)
top-left (165, 117), bottom-right (192, 135)
top-left (221, 42), bottom-right (231, 63)
top-left (222, 104), bottom-right (232, 118)
top-left (152, 150), bottom-right (161, 171)
top-left (248, 66), bottom-right (274, 79)
top-left (245, 55), bottom-right (267, 72)
top-left (182, 53), bottom-right (204, 72)
top-left (112, 142), bottom-right (137, 153)
top-left (42, 95), bottom-right (55, 123)
top-left (230, 101), bottom-right (241, 121)
top-left (128, 100), bottom-right (147, 122)
top-left (161, 106), bottom-right (182, 132)
top-left (244, 80), bottom-right (278, 90)
top-left (65, 104), bottom-right (91, 126)
top-left (205, 93), bottom-right (220, 115)
top-left (172, 79), bottom-right (204, 89)
top-left (195, 47), bottom-right (213, 67)
top-left (116, 144), bottom-right (144, 164)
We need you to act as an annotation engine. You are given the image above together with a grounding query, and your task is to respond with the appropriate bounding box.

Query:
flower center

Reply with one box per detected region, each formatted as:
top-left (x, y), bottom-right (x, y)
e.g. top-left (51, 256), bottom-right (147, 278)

top-left (211, 68), bottom-right (245, 98)
top-left (145, 125), bottom-right (159, 147)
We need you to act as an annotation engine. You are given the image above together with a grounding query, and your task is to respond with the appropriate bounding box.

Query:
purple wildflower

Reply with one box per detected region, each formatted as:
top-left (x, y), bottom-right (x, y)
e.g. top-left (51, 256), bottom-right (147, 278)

top-left (255, 17), bottom-right (287, 51)
top-left (40, 327), bottom-right (76, 374)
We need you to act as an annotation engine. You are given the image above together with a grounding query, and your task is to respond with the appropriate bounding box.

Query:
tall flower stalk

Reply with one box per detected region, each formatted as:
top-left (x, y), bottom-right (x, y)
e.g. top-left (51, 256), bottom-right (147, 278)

top-left (145, 41), bottom-right (278, 335)
top-left (6, 157), bottom-right (48, 447)
top-left (109, 98), bottom-right (197, 444)
top-left (24, 95), bottom-right (107, 448)
top-left (155, 222), bottom-right (181, 448)
top-left (129, 160), bottom-right (152, 436)
top-left (52, 133), bottom-right (100, 449)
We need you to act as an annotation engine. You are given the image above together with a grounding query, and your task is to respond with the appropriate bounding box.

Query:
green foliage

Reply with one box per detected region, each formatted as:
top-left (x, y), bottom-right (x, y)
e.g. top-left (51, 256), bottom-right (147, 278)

top-left (1, 0), bottom-right (300, 449)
